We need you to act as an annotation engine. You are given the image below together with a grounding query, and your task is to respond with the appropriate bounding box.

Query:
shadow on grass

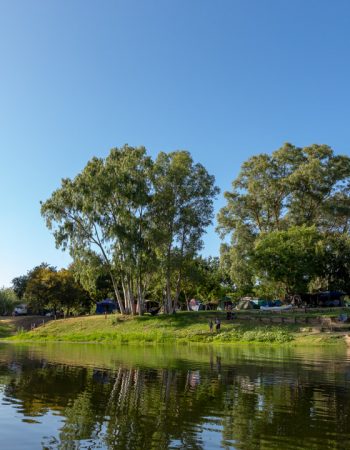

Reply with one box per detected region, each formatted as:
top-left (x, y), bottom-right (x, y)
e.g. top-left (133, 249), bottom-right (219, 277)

top-left (0, 325), bottom-right (14, 338)
top-left (133, 311), bottom-right (226, 328)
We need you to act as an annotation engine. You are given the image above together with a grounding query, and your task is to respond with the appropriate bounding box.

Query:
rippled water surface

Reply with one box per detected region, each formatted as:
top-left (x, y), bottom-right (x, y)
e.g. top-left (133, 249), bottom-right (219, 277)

top-left (0, 343), bottom-right (350, 449)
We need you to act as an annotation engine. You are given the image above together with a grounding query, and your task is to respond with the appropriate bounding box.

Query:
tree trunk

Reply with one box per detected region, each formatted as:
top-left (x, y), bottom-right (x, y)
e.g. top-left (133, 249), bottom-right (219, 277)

top-left (121, 280), bottom-right (131, 315)
top-left (110, 272), bottom-right (126, 314)
top-left (127, 278), bottom-right (136, 315)
top-left (184, 292), bottom-right (190, 311)
top-left (137, 279), bottom-right (143, 316)
top-left (174, 271), bottom-right (182, 312)
top-left (165, 243), bottom-right (172, 314)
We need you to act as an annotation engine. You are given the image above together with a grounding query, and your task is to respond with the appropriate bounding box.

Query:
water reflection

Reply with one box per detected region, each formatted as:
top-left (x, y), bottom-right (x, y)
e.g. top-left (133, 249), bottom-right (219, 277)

top-left (0, 344), bottom-right (349, 449)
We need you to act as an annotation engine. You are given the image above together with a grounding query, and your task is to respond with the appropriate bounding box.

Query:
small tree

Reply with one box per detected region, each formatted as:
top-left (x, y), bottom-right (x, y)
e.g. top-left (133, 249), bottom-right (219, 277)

top-left (24, 266), bottom-right (91, 316)
top-left (0, 288), bottom-right (19, 315)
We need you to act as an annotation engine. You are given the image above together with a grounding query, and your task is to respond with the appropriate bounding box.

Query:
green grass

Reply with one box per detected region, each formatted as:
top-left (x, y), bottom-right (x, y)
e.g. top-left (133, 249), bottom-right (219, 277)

top-left (234, 307), bottom-right (350, 319)
top-left (7, 310), bottom-right (348, 347)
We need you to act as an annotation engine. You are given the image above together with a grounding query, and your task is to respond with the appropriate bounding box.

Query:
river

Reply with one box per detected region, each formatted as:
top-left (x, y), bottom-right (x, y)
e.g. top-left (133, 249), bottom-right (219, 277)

top-left (0, 343), bottom-right (349, 449)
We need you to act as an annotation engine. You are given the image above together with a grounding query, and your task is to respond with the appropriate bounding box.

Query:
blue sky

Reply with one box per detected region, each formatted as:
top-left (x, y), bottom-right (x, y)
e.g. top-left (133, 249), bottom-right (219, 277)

top-left (1, 0), bottom-right (350, 286)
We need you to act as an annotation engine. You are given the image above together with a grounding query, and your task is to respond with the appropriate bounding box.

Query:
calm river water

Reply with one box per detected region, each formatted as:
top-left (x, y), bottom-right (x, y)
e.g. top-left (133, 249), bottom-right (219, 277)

top-left (0, 343), bottom-right (350, 449)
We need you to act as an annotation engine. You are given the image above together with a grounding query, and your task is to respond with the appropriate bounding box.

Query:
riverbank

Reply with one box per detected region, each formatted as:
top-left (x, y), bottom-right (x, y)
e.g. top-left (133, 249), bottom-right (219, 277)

top-left (0, 315), bottom-right (52, 334)
top-left (4, 311), bottom-right (350, 346)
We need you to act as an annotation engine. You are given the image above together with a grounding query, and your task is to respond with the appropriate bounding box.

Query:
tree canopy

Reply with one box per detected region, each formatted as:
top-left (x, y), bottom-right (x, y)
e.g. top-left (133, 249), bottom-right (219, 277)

top-left (35, 142), bottom-right (350, 306)
top-left (41, 146), bottom-right (219, 314)
top-left (12, 263), bottom-right (92, 316)
top-left (218, 143), bottom-right (350, 297)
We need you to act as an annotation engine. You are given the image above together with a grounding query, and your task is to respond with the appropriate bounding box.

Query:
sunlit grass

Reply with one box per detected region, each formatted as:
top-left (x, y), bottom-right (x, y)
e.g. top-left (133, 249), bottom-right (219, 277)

top-left (8, 310), bottom-right (348, 346)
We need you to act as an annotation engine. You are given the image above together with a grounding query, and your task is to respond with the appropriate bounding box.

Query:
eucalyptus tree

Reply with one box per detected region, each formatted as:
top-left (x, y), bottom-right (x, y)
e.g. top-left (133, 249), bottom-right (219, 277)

top-left (151, 151), bottom-right (219, 312)
top-left (41, 145), bottom-right (153, 315)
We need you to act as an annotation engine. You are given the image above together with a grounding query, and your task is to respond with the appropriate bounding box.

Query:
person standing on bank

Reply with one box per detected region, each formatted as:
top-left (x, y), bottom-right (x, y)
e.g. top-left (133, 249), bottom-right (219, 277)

top-left (215, 317), bottom-right (221, 332)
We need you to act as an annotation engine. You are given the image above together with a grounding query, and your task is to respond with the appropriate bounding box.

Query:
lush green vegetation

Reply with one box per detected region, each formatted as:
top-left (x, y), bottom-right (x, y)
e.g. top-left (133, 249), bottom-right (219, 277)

top-left (12, 263), bottom-right (93, 316)
top-left (0, 287), bottom-right (19, 315)
top-left (40, 147), bottom-right (219, 315)
top-left (219, 143), bottom-right (350, 298)
top-left (8, 311), bottom-right (348, 346)
top-left (8, 143), bottom-right (350, 320)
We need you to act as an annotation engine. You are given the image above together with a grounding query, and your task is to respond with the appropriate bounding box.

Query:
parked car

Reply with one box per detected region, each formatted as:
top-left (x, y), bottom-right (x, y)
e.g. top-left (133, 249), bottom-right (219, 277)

top-left (14, 304), bottom-right (28, 316)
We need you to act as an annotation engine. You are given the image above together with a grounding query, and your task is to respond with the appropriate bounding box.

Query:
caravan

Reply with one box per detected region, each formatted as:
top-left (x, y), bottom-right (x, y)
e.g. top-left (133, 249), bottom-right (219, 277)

top-left (14, 304), bottom-right (27, 316)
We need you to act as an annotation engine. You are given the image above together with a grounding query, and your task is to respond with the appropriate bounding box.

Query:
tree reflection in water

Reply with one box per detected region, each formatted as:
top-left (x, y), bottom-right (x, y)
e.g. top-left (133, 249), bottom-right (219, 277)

top-left (0, 345), bottom-right (349, 449)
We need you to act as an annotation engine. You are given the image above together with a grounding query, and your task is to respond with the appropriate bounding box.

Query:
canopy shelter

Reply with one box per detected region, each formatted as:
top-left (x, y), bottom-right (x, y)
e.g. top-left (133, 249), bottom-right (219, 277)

top-left (96, 299), bottom-right (118, 314)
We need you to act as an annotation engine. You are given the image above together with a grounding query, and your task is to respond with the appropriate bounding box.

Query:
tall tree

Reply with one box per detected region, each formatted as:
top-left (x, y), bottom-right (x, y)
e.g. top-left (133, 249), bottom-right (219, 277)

top-left (41, 146), bottom-right (217, 314)
top-left (218, 143), bottom-right (350, 295)
top-left (41, 145), bottom-right (153, 315)
top-left (151, 151), bottom-right (219, 312)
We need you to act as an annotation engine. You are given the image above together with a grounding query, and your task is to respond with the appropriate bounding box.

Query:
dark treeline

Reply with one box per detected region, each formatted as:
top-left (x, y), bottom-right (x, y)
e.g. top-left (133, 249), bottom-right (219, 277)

top-left (7, 143), bottom-right (350, 315)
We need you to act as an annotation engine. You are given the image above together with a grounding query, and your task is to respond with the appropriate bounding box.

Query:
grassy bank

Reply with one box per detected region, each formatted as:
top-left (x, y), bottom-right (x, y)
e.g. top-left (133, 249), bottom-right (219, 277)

top-left (6, 311), bottom-right (349, 346)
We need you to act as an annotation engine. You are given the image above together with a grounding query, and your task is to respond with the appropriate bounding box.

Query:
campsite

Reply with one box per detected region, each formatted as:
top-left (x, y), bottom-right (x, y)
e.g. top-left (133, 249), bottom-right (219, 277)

top-left (2, 1), bottom-right (350, 448)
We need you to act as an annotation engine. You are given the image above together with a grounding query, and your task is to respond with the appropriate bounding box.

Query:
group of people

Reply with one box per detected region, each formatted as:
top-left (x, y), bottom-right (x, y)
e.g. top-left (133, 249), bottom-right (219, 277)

top-left (208, 317), bottom-right (221, 333)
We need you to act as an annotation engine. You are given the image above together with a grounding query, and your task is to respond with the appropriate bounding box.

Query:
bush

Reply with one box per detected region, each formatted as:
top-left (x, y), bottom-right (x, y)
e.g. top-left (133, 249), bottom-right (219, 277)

top-left (0, 288), bottom-right (19, 315)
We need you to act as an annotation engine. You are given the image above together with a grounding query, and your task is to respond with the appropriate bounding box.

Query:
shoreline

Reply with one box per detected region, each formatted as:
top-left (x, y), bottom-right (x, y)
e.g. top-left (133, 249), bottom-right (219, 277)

top-left (2, 311), bottom-right (349, 348)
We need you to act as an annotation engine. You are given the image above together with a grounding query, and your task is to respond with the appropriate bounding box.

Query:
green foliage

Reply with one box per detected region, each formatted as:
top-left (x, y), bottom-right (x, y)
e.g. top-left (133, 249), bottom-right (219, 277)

top-left (23, 265), bottom-right (91, 314)
top-left (181, 256), bottom-right (231, 304)
top-left (151, 151), bottom-right (219, 312)
top-left (0, 288), bottom-right (19, 315)
top-left (218, 143), bottom-right (350, 295)
top-left (253, 226), bottom-right (322, 294)
top-left (319, 233), bottom-right (350, 292)
top-left (11, 275), bottom-right (28, 299)
top-left (41, 145), bottom-right (154, 315)
top-left (41, 146), bottom-right (219, 315)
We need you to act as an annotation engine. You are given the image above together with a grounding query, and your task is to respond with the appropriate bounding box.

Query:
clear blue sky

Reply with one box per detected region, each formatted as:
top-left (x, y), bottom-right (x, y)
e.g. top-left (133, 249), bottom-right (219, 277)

top-left (1, 0), bottom-right (350, 287)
